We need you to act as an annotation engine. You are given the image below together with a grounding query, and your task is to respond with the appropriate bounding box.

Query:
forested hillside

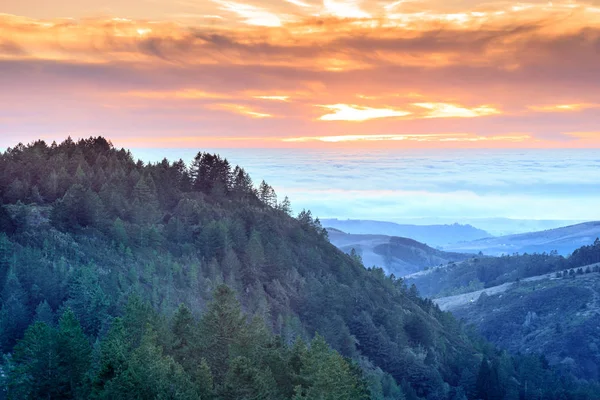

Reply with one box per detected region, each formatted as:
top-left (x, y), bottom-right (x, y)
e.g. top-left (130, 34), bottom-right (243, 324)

top-left (327, 230), bottom-right (471, 276)
top-left (0, 137), bottom-right (599, 399)
top-left (406, 241), bottom-right (600, 298)
top-left (450, 269), bottom-right (600, 381)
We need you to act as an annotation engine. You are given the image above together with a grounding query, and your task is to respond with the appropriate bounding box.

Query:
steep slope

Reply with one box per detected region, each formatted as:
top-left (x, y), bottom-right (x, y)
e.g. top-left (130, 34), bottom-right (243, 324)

top-left (322, 219), bottom-right (491, 246)
top-left (442, 267), bottom-right (600, 380)
top-left (406, 239), bottom-right (600, 299)
top-left (444, 221), bottom-right (600, 256)
top-left (327, 229), bottom-right (472, 276)
top-left (0, 138), bottom-right (479, 399)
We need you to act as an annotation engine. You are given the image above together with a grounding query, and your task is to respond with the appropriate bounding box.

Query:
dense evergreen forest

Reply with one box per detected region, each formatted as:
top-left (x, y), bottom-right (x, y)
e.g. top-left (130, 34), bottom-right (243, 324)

top-left (0, 137), bottom-right (599, 399)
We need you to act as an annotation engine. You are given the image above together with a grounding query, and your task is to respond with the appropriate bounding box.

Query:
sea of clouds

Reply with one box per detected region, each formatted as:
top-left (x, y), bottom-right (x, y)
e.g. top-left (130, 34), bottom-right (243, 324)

top-left (132, 148), bottom-right (600, 235)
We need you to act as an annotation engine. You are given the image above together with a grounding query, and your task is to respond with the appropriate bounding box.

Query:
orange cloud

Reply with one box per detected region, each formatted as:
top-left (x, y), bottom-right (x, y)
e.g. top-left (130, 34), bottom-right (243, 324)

top-left (1, 0), bottom-right (600, 149)
top-left (413, 103), bottom-right (501, 118)
top-left (283, 133), bottom-right (530, 143)
top-left (208, 103), bottom-right (273, 118)
top-left (212, 0), bottom-right (283, 26)
top-left (253, 95), bottom-right (291, 101)
top-left (563, 132), bottom-right (600, 139)
top-left (123, 89), bottom-right (232, 100)
top-left (317, 104), bottom-right (411, 121)
top-left (322, 0), bottom-right (372, 19)
top-left (528, 103), bottom-right (600, 112)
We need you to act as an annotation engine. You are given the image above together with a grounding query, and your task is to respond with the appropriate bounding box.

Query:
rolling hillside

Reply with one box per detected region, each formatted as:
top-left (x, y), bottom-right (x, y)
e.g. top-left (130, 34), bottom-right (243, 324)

top-left (327, 229), bottom-right (472, 276)
top-left (322, 219), bottom-right (491, 246)
top-left (439, 266), bottom-right (600, 380)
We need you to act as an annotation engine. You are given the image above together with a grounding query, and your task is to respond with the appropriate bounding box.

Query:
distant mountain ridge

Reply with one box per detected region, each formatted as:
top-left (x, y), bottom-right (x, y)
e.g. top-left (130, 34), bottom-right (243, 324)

top-left (327, 229), bottom-right (473, 276)
top-left (444, 221), bottom-right (600, 256)
top-left (322, 218), bottom-right (491, 246)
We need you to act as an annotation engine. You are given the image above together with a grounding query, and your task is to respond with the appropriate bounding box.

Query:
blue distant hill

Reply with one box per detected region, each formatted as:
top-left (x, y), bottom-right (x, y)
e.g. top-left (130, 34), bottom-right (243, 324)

top-left (443, 221), bottom-right (600, 256)
top-left (321, 218), bottom-right (491, 247)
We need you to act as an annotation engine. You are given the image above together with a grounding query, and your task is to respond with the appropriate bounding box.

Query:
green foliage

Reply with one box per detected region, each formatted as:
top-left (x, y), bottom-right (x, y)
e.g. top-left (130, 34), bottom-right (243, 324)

top-left (7, 322), bottom-right (59, 399)
top-left (6, 309), bottom-right (92, 399)
top-left (33, 300), bottom-right (55, 325)
top-left (0, 269), bottom-right (29, 351)
top-left (475, 358), bottom-right (502, 400)
top-left (293, 334), bottom-right (368, 400)
top-left (51, 184), bottom-right (104, 231)
top-left (199, 284), bottom-right (248, 383)
top-left (0, 206), bottom-right (16, 235)
top-left (406, 249), bottom-right (600, 298)
top-left (1, 137), bottom-right (599, 399)
top-left (223, 356), bottom-right (278, 400)
top-left (65, 264), bottom-right (110, 336)
top-left (56, 308), bottom-right (92, 399)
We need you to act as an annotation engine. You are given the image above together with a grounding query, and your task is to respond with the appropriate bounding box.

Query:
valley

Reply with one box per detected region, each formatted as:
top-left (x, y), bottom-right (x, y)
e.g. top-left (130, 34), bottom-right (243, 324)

top-left (326, 228), bottom-right (472, 276)
top-left (440, 267), bottom-right (600, 380)
top-left (328, 220), bottom-right (600, 383)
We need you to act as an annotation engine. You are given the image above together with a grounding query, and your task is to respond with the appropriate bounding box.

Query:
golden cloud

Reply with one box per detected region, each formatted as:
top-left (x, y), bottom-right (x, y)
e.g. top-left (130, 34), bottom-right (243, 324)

top-left (212, 0), bottom-right (283, 26)
top-left (528, 103), bottom-right (600, 112)
top-left (322, 0), bottom-right (372, 19)
top-left (317, 104), bottom-right (412, 121)
top-left (123, 89), bottom-right (232, 100)
top-left (562, 132), bottom-right (600, 139)
top-left (283, 133), bottom-right (531, 143)
top-left (1, 0), bottom-right (599, 148)
top-left (252, 95), bottom-right (291, 101)
top-left (0, 1), bottom-right (598, 71)
top-left (207, 103), bottom-right (273, 118)
top-left (413, 103), bottom-right (501, 118)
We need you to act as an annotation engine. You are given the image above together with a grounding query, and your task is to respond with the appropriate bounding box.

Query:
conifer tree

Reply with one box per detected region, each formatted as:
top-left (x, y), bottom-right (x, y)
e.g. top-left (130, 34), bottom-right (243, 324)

top-left (56, 308), bottom-right (92, 399)
top-left (171, 303), bottom-right (198, 371)
top-left (0, 269), bottom-right (29, 351)
top-left (7, 322), bottom-right (59, 399)
top-left (34, 300), bottom-right (55, 326)
top-left (199, 285), bottom-right (247, 384)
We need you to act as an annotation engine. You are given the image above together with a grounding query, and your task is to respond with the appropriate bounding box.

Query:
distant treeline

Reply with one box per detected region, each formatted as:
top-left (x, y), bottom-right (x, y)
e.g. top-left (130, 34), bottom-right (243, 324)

top-left (408, 241), bottom-right (600, 298)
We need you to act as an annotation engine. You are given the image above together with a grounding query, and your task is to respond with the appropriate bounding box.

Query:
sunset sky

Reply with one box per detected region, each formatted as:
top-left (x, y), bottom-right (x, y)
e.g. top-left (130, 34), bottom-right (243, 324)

top-left (1, 0), bottom-right (599, 149)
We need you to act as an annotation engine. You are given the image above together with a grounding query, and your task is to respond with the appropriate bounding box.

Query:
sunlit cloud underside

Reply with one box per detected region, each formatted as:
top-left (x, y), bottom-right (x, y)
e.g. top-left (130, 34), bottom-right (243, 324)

top-left (0, 0), bottom-right (600, 148)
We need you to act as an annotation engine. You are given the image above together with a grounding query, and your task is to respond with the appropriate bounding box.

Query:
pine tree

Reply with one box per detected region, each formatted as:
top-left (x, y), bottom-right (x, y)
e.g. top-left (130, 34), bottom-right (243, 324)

top-left (66, 264), bottom-right (110, 336)
top-left (0, 232), bottom-right (12, 285)
top-left (171, 303), bottom-right (197, 371)
top-left (279, 195), bottom-right (292, 215)
top-left (112, 218), bottom-right (128, 246)
top-left (100, 326), bottom-right (199, 400)
top-left (56, 308), bottom-right (92, 399)
top-left (476, 358), bottom-right (503, 400)
top-left (92, 317), bottom-right (130, 398)
top-left (196, 358), bottom-right (216, 400)
top-left (295, 334), bottom-right (367, 400)
top-left (223, 356), bottom-right (278, 399)
top-left (199, 285), bottom-right (247, 384)
top-left (245, 230), bottom-right (266, 284)
top-left (7, 322), bottom-right (60, 399)
top-left (259, 180), bottom-right (277, 207)
top-left (232, 166), bottom-right (254, 199)
top-left (34, 300), bottom-right (55, 326)
top-left (0, 269), bottom-right (29, 351)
